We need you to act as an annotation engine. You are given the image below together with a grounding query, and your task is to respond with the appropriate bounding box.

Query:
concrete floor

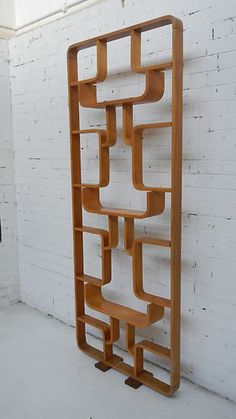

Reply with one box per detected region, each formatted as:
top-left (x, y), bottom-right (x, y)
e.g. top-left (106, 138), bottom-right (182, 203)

top-left (0, 304), bottom-right (235, 419)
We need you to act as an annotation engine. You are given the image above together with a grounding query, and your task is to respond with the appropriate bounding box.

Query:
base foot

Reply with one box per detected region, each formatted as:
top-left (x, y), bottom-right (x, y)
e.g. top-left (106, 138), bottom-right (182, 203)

top-left (125, 376), bottom-right (143, 389)
top-left (94, 361), bottom-right (111, 372)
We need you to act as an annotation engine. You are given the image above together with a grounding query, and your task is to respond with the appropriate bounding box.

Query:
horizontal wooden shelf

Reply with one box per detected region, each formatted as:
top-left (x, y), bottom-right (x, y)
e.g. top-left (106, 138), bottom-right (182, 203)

top-left (75, 70), bottom-right (164, 109)
top-left (77, 274), bottom-right (103, 287)
top-left (135, 339), bottom-right (171, 359)
top-left (71, 119), bottom-right (117, 148)
top-left (78, 314), bottom-right (120, 346)
top-left (75, 221), bottom-right (118, 251)
top-left (76, 62), bottom-right (172, 85)
top-left (75, 225), bottom-right (109, 238)
top-left (135, 121), bottom-right (172, 130)
top-left (85, 284), bottom-right (164, 328)
top-left (134, 62), bottom-right (172, 73)
top-left (82, 188), bottom-right (165, 219)
top-left (136, 237), bottom-right (171, 247)
top-left (71, 128), bottom-right (105, 135)
top-left (78, 314), bottom-right (118, 360)
top-left (74, 184), bottom-right (171, 192)
top-left (134, 290), bottom-right (171, 308)
top-left (78, 313), bottom-right (110, 337)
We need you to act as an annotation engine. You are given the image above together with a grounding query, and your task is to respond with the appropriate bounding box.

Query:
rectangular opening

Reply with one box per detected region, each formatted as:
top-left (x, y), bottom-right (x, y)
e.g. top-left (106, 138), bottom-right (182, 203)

top-left (83, 231), bottom-right (102, 279)
top-left (141, 24), bottom-right (172, 67)
top-left (142, 243), bottom-right (171, 301)
top-left (80, 132), bottom-right (99, 184)
top-left (97, 36), bottom-right (145, 103)
top-left (142, 127), bottom-right (172, 189)
top-left (77, 45), bottom-right (97, 81)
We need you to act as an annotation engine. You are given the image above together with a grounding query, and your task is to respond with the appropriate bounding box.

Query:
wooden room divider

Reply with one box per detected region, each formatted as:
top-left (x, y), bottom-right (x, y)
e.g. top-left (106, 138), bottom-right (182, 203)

top-left (67, 15), bottom-right (183, 396)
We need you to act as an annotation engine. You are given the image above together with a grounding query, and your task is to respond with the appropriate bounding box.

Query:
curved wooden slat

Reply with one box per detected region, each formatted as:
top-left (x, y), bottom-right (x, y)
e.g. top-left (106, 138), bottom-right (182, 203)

top-left (82, 187), bottom-right (165, 219)
top-left (85, 284), bottom-right (164, 328)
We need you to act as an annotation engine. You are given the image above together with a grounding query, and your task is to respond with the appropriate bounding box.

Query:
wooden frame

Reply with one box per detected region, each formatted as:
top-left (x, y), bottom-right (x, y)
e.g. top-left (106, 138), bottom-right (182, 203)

top-left (67, 15), bottom-right (183, 396)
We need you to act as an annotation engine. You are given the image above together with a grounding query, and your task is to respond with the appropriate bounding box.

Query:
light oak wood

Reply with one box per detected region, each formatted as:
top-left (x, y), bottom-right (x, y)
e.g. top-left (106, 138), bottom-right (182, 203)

top-left (77, 70), bottom-right (164, 108)
top-left (67, 15), bottom-right (183, 396)
top-left (85, 284), bottom-right (164, 328)
top-left (82, 187), bottom-right (165, 219)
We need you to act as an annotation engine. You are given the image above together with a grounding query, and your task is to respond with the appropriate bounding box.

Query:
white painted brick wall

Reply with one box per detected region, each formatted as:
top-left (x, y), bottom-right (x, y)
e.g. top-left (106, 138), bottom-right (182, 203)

top-left (0, 39), bottom-right (19, 307)
top-left (9, 0), bottom-right (236, 401)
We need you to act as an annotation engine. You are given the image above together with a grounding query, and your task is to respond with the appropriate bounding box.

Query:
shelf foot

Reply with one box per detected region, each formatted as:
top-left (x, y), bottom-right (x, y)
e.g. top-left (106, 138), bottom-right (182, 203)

top-left (124, 376), bottom-right (143, 389)
top-left (94, 361), bottom-right (111, 372)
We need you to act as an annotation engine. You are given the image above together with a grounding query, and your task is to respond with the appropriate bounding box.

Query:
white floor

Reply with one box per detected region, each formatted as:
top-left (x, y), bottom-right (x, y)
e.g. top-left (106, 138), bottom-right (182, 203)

top-left (0, 303), bottom-right (235, 419)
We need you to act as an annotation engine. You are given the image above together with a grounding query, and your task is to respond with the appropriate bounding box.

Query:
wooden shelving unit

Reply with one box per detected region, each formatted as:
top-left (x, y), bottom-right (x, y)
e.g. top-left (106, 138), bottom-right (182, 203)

top-left (67, 15), bottom-right (183, 396)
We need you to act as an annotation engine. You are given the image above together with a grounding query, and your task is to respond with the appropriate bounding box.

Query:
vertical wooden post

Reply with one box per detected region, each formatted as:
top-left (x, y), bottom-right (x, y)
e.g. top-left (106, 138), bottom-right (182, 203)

top-left (170, 23), bottom-right (183, 389)
top-left (67, 48), bottom-right (85, 347)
